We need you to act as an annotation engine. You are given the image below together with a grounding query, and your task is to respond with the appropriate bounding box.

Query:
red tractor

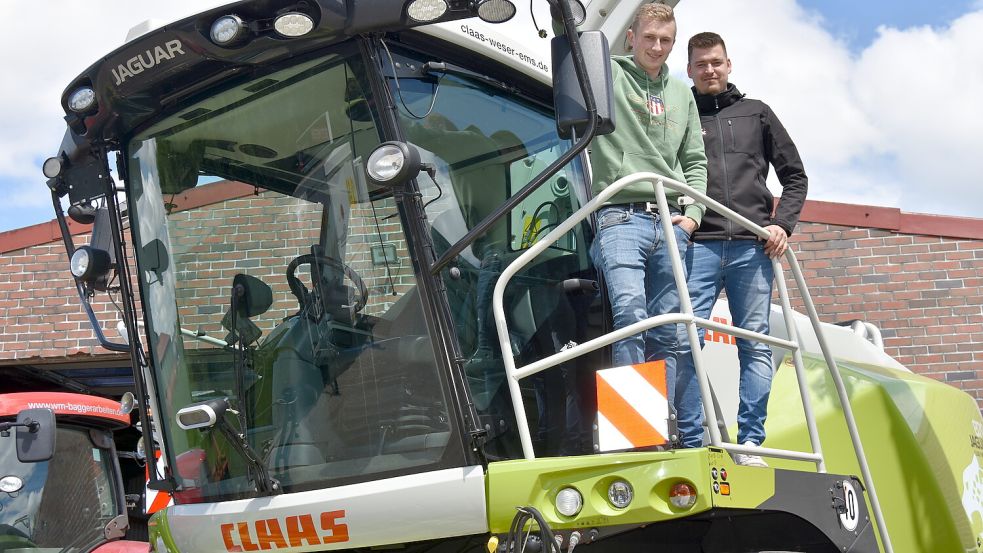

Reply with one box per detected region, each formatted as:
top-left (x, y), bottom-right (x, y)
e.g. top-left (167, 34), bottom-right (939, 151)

top-left (0, 392), bottom-right (148, 553)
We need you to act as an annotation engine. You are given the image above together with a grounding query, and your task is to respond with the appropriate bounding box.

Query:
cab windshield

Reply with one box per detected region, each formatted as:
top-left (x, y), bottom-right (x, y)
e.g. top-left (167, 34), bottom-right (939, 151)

top-left (128, 45), bottom-right (461, 502)
top-left (384, 43), bottom-right (602, 459)
top-left (0, 426), bottom-right (119, 552)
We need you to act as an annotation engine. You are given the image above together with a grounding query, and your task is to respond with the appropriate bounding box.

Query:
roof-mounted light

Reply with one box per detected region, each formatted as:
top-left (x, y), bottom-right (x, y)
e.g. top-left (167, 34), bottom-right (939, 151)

top-left (476, 0), bottom-right (516, 23)
top-left (406, 0), bottom-right (448, 23)
top-left (273, 12), bottom-right (314, 37)
top-left (210, 14), bottom-right (248, 46)
top-left (67, 86), bottom-right (96, 113)
top-left (549, 0), bottom-right (586, 26)
top-left (42, 156), bottom-right (65, 179)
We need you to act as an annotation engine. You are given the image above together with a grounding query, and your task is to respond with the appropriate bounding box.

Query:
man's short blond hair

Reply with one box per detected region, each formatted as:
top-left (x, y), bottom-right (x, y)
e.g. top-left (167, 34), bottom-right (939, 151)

top-left (631, 2), bottom-right (675, 31)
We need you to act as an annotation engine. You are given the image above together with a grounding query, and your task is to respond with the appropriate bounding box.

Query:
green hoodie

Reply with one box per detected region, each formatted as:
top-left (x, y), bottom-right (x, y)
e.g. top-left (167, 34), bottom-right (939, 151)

top-left (590, 56), bottom-right (708, 225)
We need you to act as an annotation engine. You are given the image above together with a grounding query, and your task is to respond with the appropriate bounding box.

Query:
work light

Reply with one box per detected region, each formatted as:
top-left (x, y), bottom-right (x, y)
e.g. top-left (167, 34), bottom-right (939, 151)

top-left (273, 12), bottom-right (315, 37)
top-left (210, 15), bottom-right (248, 46)
top-left (476, 0), bottom-right (516, 23)
top-left (67, 87), bottom-right (96, 113)
top-left (407, 0), bottom-right (448, 22)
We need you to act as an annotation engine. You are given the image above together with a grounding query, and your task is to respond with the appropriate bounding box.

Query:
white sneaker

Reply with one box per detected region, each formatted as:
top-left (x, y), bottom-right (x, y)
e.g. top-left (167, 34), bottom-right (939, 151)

top-left (733, 441), bottom-right (769, 468)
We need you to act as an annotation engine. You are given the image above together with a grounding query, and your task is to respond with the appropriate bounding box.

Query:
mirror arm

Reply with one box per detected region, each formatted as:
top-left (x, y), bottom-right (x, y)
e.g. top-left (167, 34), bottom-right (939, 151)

top-left (51, 189), bottom-right (130, 353)
top-left (430, 0), bottom-right (600, 275)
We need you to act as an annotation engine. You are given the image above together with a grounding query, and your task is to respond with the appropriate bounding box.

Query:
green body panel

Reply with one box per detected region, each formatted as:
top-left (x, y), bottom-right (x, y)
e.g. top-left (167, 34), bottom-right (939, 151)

top-left (760, 354), bottom-right (983, 553)
top-left (148, 509), bottom-right (177, 553)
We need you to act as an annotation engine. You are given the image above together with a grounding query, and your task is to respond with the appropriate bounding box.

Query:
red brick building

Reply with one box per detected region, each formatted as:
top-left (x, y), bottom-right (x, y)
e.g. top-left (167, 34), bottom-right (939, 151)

top-left (2, 188), bottom-right (981, 405)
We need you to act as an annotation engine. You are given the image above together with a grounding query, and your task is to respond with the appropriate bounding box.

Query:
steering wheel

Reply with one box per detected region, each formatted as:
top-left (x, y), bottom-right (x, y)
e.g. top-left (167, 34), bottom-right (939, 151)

top-left (286, 254), bottom-right (368, 315)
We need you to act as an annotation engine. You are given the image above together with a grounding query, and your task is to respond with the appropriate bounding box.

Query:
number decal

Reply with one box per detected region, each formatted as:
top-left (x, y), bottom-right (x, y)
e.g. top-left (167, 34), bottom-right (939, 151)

top-left (840, 480), bottom-right (860, 532)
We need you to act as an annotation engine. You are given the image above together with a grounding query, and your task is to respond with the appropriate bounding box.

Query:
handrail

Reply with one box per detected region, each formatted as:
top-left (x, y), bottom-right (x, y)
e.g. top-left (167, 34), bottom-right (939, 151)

top-left (489, 170), bottom-right (894, 553)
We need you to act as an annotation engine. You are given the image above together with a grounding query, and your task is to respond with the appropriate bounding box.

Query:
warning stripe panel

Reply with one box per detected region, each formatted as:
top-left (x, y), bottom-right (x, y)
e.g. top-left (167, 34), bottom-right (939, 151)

top-left (595, 360), bottom-right (669, 451)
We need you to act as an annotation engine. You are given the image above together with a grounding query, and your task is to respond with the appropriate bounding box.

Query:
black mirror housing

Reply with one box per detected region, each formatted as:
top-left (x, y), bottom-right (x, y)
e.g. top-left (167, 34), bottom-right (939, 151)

top-left (552, 31), bottom-right (615, 140)
top-left (16, 408), bottom-right (56, 463)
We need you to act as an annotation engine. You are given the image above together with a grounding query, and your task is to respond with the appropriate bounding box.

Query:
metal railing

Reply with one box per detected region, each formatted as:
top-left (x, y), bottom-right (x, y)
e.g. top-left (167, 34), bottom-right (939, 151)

top-left (489, 171), bottom-right (893, 553)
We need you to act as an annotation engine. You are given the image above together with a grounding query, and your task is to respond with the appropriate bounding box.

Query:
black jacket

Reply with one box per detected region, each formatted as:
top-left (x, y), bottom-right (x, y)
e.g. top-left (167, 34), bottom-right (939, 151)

top-left (692, 83), bottom-right (808, 240)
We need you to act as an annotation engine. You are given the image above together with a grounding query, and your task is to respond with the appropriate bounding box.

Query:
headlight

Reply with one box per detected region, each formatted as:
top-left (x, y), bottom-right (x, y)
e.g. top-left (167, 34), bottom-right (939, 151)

top-left (607, 480), bottom-right (633, 509)
top-left (210, 15), bottom-right (247, 46)
top-left (70, 246), bottom-right (112, 281)
top-left (406, 0), bottom-right (448, 22)
top-left (476, 0), bottom-right (516, 23)
top-left (554, 487), bottom-right (583, 517)
top-left (365, 141), bottom-right (422, 186)
top-left (273, 12), bottom-right (314, 37)
top-left (67, 86), bottom-right (97, 113)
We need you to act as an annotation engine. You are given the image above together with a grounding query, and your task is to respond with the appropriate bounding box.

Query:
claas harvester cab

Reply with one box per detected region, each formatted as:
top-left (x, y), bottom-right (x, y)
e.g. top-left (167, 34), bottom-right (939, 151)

top-left (0, 392), bottom-right (148, 553)
top-left (40, 1), bottom-right (983, 552)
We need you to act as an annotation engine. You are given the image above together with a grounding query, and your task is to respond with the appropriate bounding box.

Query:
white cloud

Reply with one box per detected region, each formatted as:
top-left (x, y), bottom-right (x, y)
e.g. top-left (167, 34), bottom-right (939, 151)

top-left (0, 1), bottom-right (227, 224)
top-left (2, 0), bottom-right (982, 229)
top-left (668, 0), bottom-right (983, 218)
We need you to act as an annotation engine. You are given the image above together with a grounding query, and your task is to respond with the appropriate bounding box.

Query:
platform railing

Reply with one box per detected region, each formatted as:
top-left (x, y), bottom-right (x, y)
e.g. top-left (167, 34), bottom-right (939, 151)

top-left (490, 171), bottom-right (893, 553)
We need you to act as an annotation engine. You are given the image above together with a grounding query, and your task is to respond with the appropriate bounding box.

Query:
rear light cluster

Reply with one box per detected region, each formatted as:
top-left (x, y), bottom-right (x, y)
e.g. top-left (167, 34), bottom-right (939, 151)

top-left (553, 479), bottom-right (698, 517)
top-left (669, 482), bottom-right (698, 509)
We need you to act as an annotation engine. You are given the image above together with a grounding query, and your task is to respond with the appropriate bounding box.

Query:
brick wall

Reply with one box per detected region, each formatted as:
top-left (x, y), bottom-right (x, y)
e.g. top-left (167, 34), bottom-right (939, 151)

top-left (787, 218), bottom-right (983, 404)
top-left (0, 230), bottom-right (121, 360)
top-left (2, 191), bottom-right (981, 408)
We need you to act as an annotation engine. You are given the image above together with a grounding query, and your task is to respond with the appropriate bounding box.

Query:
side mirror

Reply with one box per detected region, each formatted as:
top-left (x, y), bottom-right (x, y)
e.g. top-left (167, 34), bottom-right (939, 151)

top-left (551, 30), bottom-right (615, 139)
top-left (16, 409), bottom-right (56, 463)
top-left (233, 274), bottom-right (273, 318)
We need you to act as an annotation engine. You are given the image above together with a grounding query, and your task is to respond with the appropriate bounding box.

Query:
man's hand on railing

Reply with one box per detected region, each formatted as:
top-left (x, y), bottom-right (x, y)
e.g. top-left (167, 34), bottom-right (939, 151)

top-left (762, 224), bottom-right (789, 258)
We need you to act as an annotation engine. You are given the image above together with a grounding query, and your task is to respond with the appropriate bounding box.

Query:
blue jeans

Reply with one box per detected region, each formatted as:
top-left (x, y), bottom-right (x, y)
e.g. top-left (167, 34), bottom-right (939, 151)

top-left (590, 207), bottom-right (690, 387)
top-left (675, 240), bottom-right (775, 447)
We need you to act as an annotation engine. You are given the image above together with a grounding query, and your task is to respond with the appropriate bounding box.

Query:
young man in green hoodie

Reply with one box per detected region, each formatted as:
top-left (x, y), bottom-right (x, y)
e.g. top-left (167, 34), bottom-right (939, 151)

top-left (590, 3), bottom-right (707, 379)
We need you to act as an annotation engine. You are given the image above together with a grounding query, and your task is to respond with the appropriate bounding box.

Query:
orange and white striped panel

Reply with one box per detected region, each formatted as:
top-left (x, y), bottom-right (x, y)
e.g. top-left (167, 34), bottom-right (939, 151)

top-left (595, 360), bottom-right (670, 452)
top-left (145, 450), bottom-right (173, 514)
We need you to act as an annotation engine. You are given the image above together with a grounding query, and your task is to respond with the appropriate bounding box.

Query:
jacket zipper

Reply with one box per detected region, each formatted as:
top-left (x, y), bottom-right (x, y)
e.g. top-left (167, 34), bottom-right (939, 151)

top-left (716, 117), bottom-right (734, 238)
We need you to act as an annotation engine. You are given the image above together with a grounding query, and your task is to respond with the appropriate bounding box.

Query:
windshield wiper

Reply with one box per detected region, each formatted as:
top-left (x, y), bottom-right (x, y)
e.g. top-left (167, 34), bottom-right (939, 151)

top-left (422, 61), bottom-right (515, 94)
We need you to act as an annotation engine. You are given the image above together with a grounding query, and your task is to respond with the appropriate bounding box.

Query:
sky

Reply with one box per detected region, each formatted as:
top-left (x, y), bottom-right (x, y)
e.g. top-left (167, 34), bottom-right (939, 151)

top-left (1, 0), bottom-right (981, 234)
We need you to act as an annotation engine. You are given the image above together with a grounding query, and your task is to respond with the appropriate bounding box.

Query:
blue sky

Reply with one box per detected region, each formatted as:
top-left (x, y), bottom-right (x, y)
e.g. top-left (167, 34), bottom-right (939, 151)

top-left (798, 0), bottom-right (978, 49)
top-left (1, 0), bottom-right (982, 234)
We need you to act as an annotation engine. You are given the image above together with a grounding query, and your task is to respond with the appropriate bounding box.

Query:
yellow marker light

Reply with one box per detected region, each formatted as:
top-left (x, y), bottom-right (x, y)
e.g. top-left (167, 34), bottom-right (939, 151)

top-left (669, 482), bottom-right (698, 509)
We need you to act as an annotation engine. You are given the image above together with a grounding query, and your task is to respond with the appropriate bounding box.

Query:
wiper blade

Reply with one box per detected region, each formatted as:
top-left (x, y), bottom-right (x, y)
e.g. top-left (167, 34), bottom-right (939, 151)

top-left (422, 61), bottom-right (515, 94)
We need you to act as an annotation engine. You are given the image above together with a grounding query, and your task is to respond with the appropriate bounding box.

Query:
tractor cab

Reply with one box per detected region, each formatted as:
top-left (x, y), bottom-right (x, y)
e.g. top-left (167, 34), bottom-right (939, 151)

top-left (0, 393), bottom-right (145, 553)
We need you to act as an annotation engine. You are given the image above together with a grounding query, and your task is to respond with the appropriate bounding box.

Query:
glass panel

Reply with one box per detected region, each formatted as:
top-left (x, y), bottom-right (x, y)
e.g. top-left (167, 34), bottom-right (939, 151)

top-left (128, 46), bottom-right (456, 502)
top-left (0, 427), bottom-right (119, 552)
top-left (387, 46), bottom-right (604, 459)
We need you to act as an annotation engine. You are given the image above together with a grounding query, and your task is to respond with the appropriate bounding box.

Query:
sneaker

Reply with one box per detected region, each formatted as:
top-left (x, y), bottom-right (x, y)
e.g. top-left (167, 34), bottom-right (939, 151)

top-left (733, 441), bottom-right (769, 468)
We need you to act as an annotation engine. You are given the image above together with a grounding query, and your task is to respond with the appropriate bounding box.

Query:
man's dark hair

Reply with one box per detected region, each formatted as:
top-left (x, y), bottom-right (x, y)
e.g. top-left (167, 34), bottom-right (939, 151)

top-left (687, 32), bottom-right (727, 62)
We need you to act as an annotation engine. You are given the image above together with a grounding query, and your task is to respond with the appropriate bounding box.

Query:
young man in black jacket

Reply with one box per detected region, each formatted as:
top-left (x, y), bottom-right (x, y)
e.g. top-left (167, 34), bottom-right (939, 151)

top-left (674, 32), bottom-right (808, 466)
